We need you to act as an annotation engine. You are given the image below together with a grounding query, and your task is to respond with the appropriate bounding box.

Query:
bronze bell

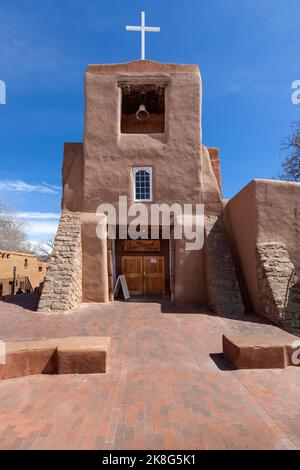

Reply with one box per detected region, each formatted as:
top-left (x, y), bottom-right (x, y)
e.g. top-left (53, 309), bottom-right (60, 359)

top-left (136, 104), bottom-right (150, 121)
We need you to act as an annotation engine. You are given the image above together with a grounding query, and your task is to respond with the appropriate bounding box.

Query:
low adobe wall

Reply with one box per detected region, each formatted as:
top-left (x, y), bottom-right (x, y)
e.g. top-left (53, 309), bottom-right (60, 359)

top-left (224, 179), bottom-right (300, 322)
top-left (81, 213), bottom-right (110, 303)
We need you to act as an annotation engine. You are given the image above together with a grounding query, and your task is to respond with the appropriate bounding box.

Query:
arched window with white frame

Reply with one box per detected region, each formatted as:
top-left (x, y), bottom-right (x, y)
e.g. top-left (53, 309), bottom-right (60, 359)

top-left (133, 167), bottom-right (153, 202)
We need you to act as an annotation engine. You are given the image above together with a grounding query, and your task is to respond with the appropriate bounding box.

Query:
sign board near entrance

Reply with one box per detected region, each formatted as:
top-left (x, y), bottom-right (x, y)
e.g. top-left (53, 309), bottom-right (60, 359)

top-left (114, 275), bottom-right (130, 301)
top-left (124, 240), bottom-right (160, 252)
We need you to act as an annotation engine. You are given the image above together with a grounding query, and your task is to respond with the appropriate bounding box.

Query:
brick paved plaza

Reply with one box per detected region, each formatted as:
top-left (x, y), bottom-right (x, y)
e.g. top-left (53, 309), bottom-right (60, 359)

top-left (0, 299), bottom-right (299, 450)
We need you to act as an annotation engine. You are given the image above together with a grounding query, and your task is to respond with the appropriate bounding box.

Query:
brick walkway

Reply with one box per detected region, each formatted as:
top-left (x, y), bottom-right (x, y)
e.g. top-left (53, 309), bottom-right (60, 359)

top-left (0, 299), bottom-right (299, 450)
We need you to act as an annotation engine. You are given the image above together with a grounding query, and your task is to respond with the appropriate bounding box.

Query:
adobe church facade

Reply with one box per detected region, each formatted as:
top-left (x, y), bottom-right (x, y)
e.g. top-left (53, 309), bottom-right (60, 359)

top-left (38, 60), bottom-right (300, 328)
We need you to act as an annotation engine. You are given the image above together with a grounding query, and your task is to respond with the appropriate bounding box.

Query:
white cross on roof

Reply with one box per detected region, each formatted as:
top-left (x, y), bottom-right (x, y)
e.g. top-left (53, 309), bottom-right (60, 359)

top-left (126, 11), bottom-right (160, 60)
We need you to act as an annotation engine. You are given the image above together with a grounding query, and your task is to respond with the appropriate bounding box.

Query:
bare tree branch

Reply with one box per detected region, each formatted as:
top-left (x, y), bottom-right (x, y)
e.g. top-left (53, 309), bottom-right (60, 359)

top-left (33, 238), bottom-right (54, 261)
top-left (0, 202), bottom-right (33, 253)
top-left (280, 121), bottom-right (300, 182)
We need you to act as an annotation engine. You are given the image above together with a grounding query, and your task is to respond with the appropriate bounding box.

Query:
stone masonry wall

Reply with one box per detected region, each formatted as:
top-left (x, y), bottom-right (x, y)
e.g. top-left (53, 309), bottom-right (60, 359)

top-left (205, 215), bottom-right (245, 317)
top-left (38, 212), bottom-right (82, 312)
top-left (257, 242), bottom-right (300, 327)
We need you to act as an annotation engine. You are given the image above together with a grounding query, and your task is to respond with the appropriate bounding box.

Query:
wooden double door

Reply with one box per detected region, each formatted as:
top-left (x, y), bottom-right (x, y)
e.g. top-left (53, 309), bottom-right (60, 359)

top-left (122, 256), bottom-right (165, 296)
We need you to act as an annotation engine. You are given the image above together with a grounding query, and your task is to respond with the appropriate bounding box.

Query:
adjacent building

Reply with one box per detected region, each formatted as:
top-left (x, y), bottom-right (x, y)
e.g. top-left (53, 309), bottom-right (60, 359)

top-left (0, 251), bottom-right (48, 297)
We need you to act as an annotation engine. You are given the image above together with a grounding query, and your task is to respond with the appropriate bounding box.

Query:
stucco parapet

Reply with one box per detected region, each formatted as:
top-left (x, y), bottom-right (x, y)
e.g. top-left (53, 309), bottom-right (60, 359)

top-left (229, 179), bottom-right (300, 206)
top-left (87, 60), bottom-right (200, 75)
top-left (253, 178), bottom-right (300, 191)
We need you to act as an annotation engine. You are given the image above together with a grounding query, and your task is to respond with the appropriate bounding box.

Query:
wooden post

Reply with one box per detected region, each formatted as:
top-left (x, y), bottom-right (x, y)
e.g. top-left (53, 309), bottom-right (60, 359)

top-left (170, 226), bottom-right (175, 301)
top-left (107, 238), bottom-right (114, 302)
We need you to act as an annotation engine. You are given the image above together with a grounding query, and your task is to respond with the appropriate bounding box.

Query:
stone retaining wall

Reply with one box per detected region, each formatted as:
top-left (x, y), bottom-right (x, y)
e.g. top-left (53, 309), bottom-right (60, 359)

top-left (205, 215), bottom-right (245, 317)
top-left (257, 242), bottom-right (300, 327)
top-left (38, 212), bottom-right (82, 312)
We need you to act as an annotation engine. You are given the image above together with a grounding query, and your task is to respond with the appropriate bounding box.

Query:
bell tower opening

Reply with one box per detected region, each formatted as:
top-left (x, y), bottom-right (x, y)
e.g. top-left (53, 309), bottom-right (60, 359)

top-left (118, 79), bottom-right (167, 134)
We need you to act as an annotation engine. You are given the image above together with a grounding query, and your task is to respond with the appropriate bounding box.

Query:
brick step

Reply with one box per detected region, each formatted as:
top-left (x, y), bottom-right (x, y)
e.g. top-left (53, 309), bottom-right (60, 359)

top-left (223, 333), bottom-right (300, 370)
top-left (0, 337), bottom-right (110, 381)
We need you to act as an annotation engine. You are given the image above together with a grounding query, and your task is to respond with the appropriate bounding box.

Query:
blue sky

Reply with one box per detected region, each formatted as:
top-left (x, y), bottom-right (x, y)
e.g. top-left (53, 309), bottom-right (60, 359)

top-left (0, 0), bottom-right (299, 244)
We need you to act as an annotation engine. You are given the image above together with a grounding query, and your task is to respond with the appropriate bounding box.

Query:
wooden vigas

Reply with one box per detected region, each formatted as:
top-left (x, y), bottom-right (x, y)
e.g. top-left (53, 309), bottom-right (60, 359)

top-left (122, 255), bottom-right (165, 296)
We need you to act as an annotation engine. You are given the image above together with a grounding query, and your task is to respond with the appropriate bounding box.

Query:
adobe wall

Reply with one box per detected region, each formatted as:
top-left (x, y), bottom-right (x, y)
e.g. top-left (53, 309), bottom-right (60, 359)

top-left (207, 147), bottom-right (222, 197)
top-left (174, 238), bottom-right (206, 304)
top-left (80, 60), bottom-right (221, 215)
top-left (223, 181), bottom-right (258, 311)
top-left (57, 61), bottom-right (223, 306)
top-left (62, 143), bottom-right (83, 212)
top-left (81, 213), bottom-right (110, 303)
top-left (224, 179), bottom-right (300, 317)
top-left (255, 179), bottom-right (300, 270)
top-left (61, 61), bottom-right (222, 215)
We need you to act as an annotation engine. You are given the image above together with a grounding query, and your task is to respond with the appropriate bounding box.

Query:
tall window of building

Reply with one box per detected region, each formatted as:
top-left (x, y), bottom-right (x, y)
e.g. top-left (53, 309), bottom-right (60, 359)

top-left (133, 167), bottom-right (152, 202)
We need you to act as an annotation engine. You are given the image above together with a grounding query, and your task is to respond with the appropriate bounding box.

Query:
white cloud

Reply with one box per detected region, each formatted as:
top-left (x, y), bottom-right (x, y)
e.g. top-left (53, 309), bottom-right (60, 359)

top-left (224, 67), bottom-right (276, 96)
top-left (27, 221), bottom-right (59, 235)
top-left (0, 180), bottom-right (60, 195)
top-left (16, 211), bottom-right (60, 220)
